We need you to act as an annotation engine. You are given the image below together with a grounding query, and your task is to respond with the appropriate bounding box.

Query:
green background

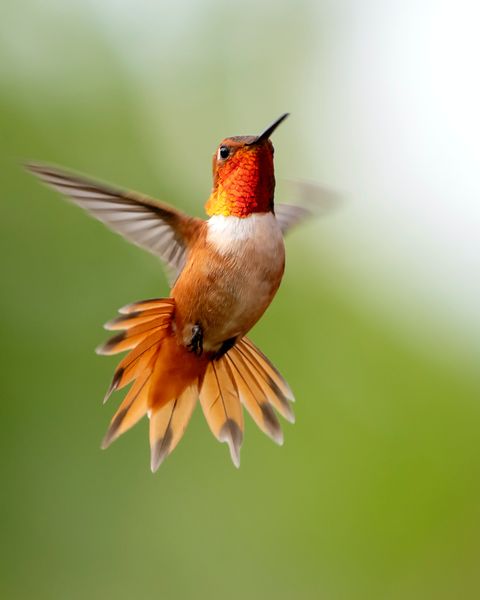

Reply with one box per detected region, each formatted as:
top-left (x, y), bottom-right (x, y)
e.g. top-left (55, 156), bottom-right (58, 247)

top-left (1, 2), bottom-right (480, 599)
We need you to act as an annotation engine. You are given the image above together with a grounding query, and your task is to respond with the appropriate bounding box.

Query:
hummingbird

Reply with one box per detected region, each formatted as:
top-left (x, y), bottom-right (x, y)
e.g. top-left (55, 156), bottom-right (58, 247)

top-left (27, 113), bottom-right (314, 470)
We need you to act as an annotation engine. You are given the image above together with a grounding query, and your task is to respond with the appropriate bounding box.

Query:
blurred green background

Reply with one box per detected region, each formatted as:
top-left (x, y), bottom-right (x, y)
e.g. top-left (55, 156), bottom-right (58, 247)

top-left (1, 1), bottom-right (480, 599)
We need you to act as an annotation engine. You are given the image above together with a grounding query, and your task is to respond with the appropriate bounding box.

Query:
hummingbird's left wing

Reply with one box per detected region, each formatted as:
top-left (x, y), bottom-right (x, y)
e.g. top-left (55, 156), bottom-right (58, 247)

top-left (274, 204), bottom-right (312, 234)
top-left (275, 181), bottom-right (342, 235)
top-left (26, 163), bottom-right (201, 279)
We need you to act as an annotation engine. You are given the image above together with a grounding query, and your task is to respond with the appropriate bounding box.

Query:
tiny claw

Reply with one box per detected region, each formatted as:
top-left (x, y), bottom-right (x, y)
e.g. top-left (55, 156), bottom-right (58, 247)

top-left (187, 323), bottom-right (203, 356)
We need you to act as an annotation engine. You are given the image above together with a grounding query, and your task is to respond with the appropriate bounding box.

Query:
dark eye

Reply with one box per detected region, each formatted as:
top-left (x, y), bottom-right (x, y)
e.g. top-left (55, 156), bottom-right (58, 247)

top-left (218, 146), bottom-right (230, 160)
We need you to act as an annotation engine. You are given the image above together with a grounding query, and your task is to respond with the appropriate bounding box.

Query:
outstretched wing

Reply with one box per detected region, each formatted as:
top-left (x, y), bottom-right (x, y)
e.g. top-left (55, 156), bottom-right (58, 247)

top-left (275, 181), bottom-right (342, 235)
top-left (26, 162), bottom-right (201, 277)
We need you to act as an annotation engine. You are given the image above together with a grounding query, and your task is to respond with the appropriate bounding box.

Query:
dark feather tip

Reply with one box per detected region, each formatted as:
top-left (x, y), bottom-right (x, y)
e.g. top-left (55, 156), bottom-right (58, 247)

top-left (220, 419), bottom-right (243, 468)
top-left (260, 403), bottom-right (284, 445)
top-left (104, 312), bottom-right (140, 330)
top-left (95, 332), bottom-right (126, 356)
top-left (103, 367), bottom-right (124, 404)
top-left (150, 428), bottom-right (173, 472)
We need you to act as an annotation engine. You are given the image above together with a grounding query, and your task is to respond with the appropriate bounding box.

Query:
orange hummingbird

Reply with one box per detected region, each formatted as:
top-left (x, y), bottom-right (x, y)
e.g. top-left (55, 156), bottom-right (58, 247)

top-left (27, 113), bottom-right (314, 470)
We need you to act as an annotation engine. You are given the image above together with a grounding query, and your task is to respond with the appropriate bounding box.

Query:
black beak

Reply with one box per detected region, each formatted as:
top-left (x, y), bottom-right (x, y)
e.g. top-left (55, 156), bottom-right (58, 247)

top-left (247, 113), bottom-right (289, 145)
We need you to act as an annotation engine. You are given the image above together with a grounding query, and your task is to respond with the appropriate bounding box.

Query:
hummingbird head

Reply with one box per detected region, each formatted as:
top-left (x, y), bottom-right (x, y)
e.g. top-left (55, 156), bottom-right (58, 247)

top-left (205, 113), bottom-right (289, 218)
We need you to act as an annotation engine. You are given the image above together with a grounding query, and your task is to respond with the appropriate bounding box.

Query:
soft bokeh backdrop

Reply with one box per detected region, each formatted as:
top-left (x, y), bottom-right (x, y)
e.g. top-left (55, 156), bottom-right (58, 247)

top-left (1, 1), bottom-right (480, 599)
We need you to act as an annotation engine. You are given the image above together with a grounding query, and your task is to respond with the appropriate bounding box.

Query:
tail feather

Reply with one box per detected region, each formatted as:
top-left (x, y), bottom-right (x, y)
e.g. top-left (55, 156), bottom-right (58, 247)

top-left (104, 307), bottom-right (173, 331)
top-left (98, 298), bottom-right (295, 470)
top-left (101, 298), bottom-right (175, 403)
top-left (98, 304), bottom-right (173, 356)
top-left (236, 339), bottom-right (295, 423)
top-left (103, 327), bottom-right (170, 402)
top-left (101, 369), bottom-right (153, 448)
top-left (242, 338), bottom-right (295, 402)
top-left (199, 359), bottom-right (244, 468)
top-left (119, 297), bottom-right (175, 314)
top-left (225, 349), bottom-right (284, 445)
top-left (96, 320), bottom-right (170, 356)
top-left (149, 385), bottom-right (198, 472)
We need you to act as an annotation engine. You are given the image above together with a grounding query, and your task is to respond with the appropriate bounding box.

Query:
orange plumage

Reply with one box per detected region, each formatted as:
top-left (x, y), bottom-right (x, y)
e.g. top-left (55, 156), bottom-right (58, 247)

top-left (205, 140), bottom-right (275, 217)
top-left (27, 113), bottom-right (313, 470)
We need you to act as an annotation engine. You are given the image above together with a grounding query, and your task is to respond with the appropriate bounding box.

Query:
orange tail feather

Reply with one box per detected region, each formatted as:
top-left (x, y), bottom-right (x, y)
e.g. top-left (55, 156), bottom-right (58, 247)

top-left (99, 298), bottom-right (207, 469)
top-left (99, 298), bottom-right (295, 470)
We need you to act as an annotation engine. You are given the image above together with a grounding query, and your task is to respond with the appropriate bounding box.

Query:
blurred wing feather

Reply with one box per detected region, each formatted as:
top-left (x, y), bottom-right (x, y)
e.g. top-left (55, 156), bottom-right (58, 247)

top-left (26, 162), bottom-right (201, 277)
top-left (275, 204), bottom-right (312, 234)
top-left (276, 181), bottom-right (342, 235)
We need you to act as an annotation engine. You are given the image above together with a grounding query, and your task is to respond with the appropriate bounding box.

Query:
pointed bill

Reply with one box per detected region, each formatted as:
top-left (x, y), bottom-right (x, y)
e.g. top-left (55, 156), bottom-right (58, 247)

top-left (247, 113), bottom-right (290, 145)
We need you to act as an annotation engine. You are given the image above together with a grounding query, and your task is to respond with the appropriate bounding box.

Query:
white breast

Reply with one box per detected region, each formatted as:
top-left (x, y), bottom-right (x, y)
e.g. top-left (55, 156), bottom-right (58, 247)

top-left (204, 212), bottom-right (285, 343)
top-left (206, 212), bottom-right (284, 260)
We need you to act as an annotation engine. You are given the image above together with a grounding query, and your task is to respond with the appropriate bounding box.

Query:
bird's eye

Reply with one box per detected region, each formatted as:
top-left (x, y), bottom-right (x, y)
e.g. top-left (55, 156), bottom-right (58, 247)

top-left (218, 146), bottom-right (230, 160)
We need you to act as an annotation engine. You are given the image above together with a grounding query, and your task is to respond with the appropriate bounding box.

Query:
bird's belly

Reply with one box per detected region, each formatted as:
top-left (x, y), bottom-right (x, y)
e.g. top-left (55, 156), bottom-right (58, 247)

top-left (205, 254), bottom-right (283, 345)
top-left (173, 213), bottom-right (285, 352)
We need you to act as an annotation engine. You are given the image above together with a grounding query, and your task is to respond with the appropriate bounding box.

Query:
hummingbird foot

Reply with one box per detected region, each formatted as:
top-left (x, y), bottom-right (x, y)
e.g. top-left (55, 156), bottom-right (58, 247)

top-left (187, 323), bottom-right (204, 356)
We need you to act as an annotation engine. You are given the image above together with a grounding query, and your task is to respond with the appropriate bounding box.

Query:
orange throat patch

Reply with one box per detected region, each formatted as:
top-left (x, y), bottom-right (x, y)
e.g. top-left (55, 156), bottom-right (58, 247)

top-left (205, 144), bottom-right (275, 218)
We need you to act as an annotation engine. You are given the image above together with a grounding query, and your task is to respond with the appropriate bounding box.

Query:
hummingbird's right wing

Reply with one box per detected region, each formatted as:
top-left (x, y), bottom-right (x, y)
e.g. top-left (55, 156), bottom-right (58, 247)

top-left (26, 163), bottom-right (201, 279)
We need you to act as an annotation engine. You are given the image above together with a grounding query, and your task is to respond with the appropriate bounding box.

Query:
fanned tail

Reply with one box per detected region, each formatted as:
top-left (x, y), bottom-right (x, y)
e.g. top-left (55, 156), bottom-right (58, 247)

top-left (199, 359), bottom-right (244, 468)
top-left (199, 338), bottom-right (295, 468)
top-left (233, 338), bottom-right (295, 424)
top-left (149, 385), bottom-right (198, 472)
top-left (99, 298), bottom-right (206, 470)
top-left (98, 300), bottom-right (294, 470)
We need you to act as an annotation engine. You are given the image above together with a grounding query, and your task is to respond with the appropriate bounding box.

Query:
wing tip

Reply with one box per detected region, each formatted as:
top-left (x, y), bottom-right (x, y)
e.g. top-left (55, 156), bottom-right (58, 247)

top-left (24, 160), bottom-right (50, 174)
top-left (23, 160), bottom-right (71, 182)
